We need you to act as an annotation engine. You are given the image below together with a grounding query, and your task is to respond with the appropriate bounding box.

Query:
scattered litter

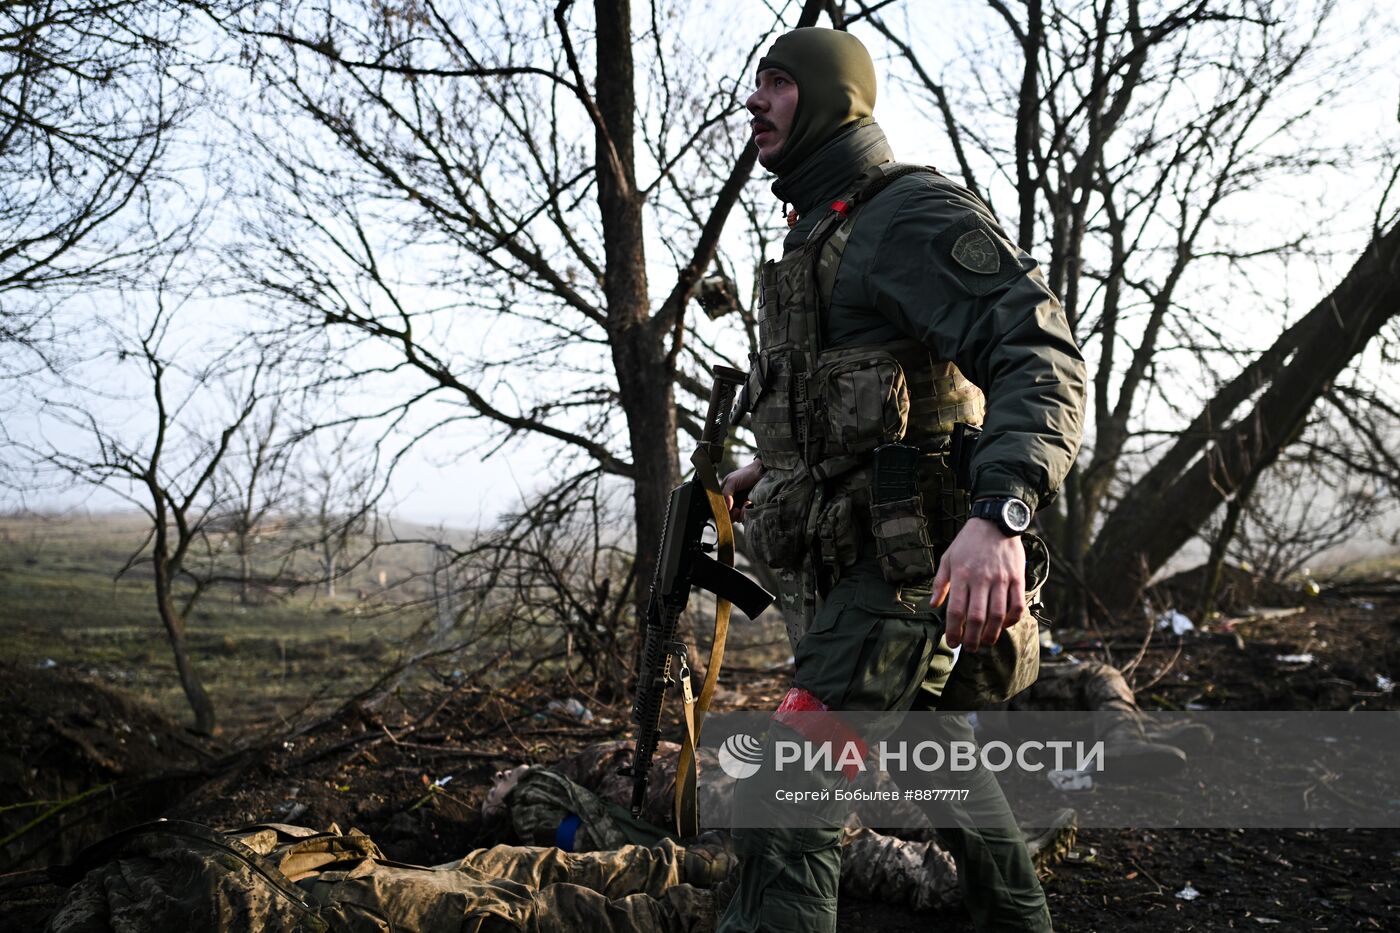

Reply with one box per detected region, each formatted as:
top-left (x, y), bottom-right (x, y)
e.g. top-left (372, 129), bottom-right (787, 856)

top-left (1047, 769), bottom-right (1093, 791)
top-left (1039, 628), bottom-right (1062, 656)
top-left (36, 658), bottom-right (57, 669)
top-left (544, 698), bottom-right (594, 724)
top-left (1358, 601), bottom-right (1376, 610)
top-left (1253, 917), bottom-right (1280, 925)
top-left (1175, 883), bottom-right (1201, 901)
top-left (1064, 845), bottom-right (1097, 864)
top-left (433, 775), bottom-right (454, 787)
top-left (276, 800), bottom-right (308, 823)
top-left (1185, 702), bottom-right (1209, 711)
top-left (1156, 610), bottom-right (1194, 636)
top-left (1377, 675), bottom-right (1394, 693)
top-left (1275, 653), bottom-right (1314, 665)
top-left (282, 740), bottom-right (296, 751)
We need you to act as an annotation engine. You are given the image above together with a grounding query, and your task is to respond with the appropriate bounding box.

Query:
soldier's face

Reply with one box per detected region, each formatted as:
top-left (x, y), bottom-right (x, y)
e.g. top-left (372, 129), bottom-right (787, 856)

top-left (481, 764), bottom-right (531, 818)
top-left (746, 68), bottom-right (798, 169)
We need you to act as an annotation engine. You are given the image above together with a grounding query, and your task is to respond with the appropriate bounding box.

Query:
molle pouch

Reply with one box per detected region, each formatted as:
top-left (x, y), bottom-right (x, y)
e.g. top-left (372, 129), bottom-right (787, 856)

top-left (938, 532), bottom-right (1053, 710)
top-left (749, 352), bottom-right (802, 471)
top-left (743, 469), bottom-right (816, 570)
top-left (869, 494), bottom-right (938, 584)
top-left (815, 494), bottom-right (860, 580)
top-left (813, 348), bottom-right (911, 458)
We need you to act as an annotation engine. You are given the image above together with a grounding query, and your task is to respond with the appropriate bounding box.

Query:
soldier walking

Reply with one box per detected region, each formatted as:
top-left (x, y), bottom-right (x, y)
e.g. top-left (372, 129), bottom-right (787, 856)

top-left (719, 26), bottom-right (1087, 933)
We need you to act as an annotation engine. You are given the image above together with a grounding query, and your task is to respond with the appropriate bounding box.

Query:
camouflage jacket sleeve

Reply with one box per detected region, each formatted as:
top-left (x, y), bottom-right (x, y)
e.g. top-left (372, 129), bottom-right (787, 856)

top-left (860, 177), bottom-right (1087, 511)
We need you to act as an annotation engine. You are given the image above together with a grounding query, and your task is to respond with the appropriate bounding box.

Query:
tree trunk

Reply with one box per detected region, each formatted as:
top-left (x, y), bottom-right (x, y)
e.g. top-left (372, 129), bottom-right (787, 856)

top-left (239, 543), bottom-right (252, 605)
top-left (1086, 223), bottom-right (1400, 612)
top-left (154, 560), bottom-right (216, 735)
top-left (324, 538), bottom-right (337, 599)
top-left (590, 0), bottom-right (678, 670)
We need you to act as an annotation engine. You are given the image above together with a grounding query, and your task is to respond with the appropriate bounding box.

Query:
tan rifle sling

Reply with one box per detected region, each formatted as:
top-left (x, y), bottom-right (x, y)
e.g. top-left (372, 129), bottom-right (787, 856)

top-left (672, 444), bottom-right (735, 836)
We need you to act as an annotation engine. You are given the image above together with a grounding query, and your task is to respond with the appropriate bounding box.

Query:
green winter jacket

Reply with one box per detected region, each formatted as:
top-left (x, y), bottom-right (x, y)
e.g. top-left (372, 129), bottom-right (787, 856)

top-left (772, 121), bottom-right (1086, 512)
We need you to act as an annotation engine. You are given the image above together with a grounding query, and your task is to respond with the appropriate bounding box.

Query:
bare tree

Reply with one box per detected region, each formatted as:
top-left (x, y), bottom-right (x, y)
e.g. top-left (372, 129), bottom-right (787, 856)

top-left (0, 0), bottom-right (193, 374)
top-left (211, 393), bottom-right (294, 604)
top-left (30, 295), bottom-right (274, 735)
top-left (855, 0), bottom-right (1398, 616)
top-left (212, 0), bottom-right (829, 655)
top-left (291, 428), bottom-right (381, 600)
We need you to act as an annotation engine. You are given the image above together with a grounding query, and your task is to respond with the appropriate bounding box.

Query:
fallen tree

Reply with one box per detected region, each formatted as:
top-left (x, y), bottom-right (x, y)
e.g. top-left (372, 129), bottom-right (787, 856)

top-left (1086, 222), bottom-right (1400, 612)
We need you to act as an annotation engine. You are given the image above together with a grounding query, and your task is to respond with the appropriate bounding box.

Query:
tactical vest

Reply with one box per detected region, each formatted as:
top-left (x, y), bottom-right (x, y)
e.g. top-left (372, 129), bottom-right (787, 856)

top-left (742, 163), bottom-right (985, 596)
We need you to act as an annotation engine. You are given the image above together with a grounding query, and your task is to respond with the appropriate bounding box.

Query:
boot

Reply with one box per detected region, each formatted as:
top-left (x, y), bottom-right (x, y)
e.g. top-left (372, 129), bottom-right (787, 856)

top-left (1142, 719), bottom-right (1214, 759)
top-left (1023, 808), bottom-right (1078, 877)
top-left (681, 838), bottom-right (736, 888)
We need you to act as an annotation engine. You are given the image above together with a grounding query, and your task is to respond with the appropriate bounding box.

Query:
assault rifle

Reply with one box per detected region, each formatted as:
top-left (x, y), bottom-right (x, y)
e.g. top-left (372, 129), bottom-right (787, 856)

top-left (622, 365), bottom-right (776, 828)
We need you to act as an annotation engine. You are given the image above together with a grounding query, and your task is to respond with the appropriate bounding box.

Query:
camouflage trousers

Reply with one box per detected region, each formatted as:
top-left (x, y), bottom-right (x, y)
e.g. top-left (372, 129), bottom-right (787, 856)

top-left (45, 820), bottom-right (715, 933)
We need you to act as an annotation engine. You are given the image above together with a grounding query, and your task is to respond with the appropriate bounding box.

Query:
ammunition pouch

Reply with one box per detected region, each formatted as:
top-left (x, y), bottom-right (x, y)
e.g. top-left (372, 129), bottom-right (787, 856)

top-left (870, 493), bottom-right (939, 584)
top-left (744, 468), bottom-right (816, 570)
top-left (811, 346), bottom-right (911, 460)
top-left (815, 493), bottom-right (861, 579)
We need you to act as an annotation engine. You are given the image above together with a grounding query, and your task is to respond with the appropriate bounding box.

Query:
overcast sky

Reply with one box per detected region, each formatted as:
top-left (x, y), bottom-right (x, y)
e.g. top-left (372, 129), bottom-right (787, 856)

top-left (6, 0), bottom-right (1398, 562)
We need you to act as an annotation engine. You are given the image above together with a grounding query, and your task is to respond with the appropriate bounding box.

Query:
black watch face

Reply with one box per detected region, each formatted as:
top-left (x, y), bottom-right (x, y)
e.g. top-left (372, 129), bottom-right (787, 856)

top-left (1002, 499), bottom-right (1032, 532)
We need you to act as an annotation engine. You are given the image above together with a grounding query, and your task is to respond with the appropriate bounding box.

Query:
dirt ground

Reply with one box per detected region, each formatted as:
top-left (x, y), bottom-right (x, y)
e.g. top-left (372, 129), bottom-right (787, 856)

top-left (2, 585), bottom-right (1398, 931)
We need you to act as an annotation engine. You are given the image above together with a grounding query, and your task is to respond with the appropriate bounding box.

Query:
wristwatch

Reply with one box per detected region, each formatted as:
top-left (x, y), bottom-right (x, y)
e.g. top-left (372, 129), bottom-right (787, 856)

top-left (970, 496), bottom-right (1033, 536)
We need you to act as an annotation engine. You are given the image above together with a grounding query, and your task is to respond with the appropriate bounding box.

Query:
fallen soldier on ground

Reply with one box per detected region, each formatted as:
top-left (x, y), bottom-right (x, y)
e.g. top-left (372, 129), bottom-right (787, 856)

top-left (484, 740), bottom-right (1077, 914)
top-left (44, 819), bottom-right (725, 933)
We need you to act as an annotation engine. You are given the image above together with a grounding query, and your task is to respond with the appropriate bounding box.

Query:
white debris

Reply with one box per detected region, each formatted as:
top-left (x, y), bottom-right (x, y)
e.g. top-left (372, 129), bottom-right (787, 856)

top-left (1175, 883), bottom-right (1201, 901)
top-left (1275, 653), bottom-right (1314, 664)
top-left (36, 658), bottom-right (57, 669)
top-left (546, 698), bottom-right (594, 723)
top-left (1156, 610), bottom-right (1194, 636)
top-left (1253, 917), bottom-right (1280, 925)
top-left (1376, 675), bottom-right (1394, 693)
top-left (433, 775), bottom-right (454, 787)
top-left (1047, 769), bottom-right (1094, 791)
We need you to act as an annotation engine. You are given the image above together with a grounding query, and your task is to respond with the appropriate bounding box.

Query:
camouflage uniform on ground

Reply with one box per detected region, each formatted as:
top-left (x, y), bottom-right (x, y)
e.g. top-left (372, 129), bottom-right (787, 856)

top-left (44, 820), bottom-right (717, 933)
top-left (507, 740), bottom-right (1072, 916)
top-left (1012, 659), bottom-right (1140, 713)
top-left (1010, 659), bottom-right (1214, 774)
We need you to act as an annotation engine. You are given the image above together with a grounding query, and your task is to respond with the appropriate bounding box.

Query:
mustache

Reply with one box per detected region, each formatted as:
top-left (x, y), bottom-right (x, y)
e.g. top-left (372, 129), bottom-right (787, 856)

top-left (751, 117), bottom-right (776, 133)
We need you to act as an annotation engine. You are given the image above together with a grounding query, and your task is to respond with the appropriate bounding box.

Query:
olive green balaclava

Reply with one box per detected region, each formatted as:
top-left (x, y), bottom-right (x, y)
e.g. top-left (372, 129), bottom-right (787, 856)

top-left (756, 27), bottom-right (877, 177)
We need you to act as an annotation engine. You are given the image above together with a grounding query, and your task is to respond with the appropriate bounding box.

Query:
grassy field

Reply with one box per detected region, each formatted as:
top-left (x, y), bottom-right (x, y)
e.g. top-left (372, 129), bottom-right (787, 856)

top-left (0, 512), bottom-right (437, 735)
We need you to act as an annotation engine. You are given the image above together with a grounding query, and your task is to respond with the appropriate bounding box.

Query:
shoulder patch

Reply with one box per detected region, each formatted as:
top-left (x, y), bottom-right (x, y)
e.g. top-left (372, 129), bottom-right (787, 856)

top-left (932, 212), bottom-right (1030, 297)
top-left (951, 228), bottom-right (1000, 275)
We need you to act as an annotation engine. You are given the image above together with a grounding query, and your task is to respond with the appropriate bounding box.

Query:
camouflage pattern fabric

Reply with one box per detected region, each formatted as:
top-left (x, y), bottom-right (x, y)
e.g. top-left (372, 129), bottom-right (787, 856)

top-left (45, 819), bottom-right (715, 933)
top-left (45, 821), bottom-right (323, 933)
top-left (511, 743), bottom-right (1085, 917)
top-left (542, 742), bottom-right (966, 909)
top-left (552, 741), bottom-right (730, 833)
top-left (839, 825), bottom-right (959, 912)
top-left (1011, 658), bottom-right (1137, 714)
top-left (505, 767), bottom-right (634, 851)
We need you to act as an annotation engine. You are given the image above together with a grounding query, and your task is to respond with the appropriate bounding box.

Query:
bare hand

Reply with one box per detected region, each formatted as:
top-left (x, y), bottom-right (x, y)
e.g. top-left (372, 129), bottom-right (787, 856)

top-left (720, 459), bottom-right (765, 523)
top-left (930, 519), bottom-right (1026, 652)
